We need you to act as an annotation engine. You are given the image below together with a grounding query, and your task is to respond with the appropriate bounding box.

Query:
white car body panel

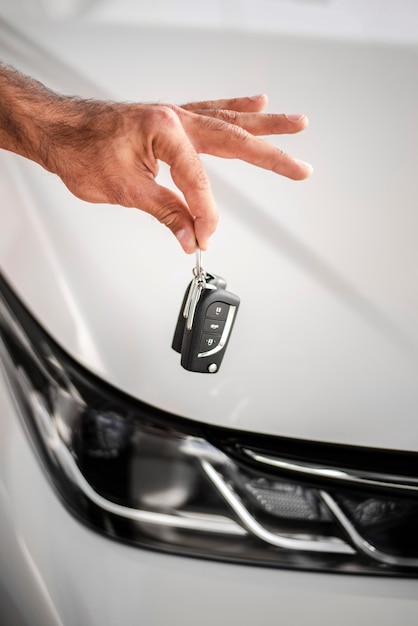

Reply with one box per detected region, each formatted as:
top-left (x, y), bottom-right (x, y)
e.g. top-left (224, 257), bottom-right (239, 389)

top-left (1, 4), bottom-right (418, 624)
top-left (1, 18), bottom-right (418, 450)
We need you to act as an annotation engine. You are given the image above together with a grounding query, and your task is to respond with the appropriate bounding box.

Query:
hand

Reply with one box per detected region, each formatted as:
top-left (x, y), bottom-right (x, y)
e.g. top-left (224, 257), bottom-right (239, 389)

top-left (0, 66), bottom-right (312, 252)
top-left (43, 95), bottom-right (312, 253)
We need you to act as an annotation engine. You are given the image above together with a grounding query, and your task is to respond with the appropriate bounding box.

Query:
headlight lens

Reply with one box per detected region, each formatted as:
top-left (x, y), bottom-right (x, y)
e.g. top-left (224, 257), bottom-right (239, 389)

top-left (1, 273), bottom-right (418, 576)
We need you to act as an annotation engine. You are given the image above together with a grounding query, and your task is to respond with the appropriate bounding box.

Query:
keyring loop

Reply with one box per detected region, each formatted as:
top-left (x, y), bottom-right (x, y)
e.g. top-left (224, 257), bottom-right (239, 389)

top-left (193, 246), bottom-right (206, 284)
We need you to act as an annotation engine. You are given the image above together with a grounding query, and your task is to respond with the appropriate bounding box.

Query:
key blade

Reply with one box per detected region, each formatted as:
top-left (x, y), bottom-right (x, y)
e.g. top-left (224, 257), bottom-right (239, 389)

top-left (186, 281), bottom-right (204, 331)
top-left (182, 280), bottom-right (196, 320)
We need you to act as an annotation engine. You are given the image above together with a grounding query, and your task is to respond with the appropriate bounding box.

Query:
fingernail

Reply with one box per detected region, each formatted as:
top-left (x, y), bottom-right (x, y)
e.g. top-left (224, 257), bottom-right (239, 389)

top-left (249, 93), bottom-right (268, 103)
top-left (286, 113), bottom-right (305, 122)
top-left (176, 229), bottom-right (196, 254)
top-left (295, 159), bottom-right (314, 175)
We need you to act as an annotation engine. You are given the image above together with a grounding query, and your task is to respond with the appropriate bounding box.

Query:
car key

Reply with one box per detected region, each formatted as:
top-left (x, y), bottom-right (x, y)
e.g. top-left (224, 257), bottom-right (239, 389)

top-left (172, 272), bottom-right (227, 354)
top-left (172, 249), bottom-right (239, 373)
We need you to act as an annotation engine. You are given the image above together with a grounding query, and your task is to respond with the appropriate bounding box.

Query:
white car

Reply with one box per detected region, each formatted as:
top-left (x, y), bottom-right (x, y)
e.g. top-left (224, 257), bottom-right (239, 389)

top-left (1, 3), bottom-right (418, 625)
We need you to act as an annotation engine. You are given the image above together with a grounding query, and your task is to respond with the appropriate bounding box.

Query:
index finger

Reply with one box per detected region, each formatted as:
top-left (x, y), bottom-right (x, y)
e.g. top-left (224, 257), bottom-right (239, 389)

top-left (168, 141), bottom-right (218, 251)
top-left (186, 115), bottom-right (313, 180)
top-left (149, 106), bottom-right (219, 250)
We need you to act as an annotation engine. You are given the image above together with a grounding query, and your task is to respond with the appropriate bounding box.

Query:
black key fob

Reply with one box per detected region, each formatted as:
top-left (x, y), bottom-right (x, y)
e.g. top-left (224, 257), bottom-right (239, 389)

top-left (172, 251), bottom-right (239, 373)
top-left (172, 273), bottom-right (227, 354)
top-left (180, 287), bottom-right (239, 373)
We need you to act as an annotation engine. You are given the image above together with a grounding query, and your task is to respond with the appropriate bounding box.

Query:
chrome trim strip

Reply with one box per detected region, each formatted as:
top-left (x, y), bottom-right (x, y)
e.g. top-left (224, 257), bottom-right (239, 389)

top-left (243, 448), bottom-right (418, 493)
top-left (319, 490), bottom-right (418, 568)
top-left (201, 460), bottom-right (354, 555)
top-left (198, 305), bottom-right (236, 358)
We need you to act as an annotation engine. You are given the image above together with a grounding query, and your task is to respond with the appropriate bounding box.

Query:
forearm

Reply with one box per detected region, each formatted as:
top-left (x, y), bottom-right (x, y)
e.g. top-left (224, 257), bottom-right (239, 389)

top-left (0, 63), bottom-right (115, 176)
top-left (0, 64), bottom-right (59, 168)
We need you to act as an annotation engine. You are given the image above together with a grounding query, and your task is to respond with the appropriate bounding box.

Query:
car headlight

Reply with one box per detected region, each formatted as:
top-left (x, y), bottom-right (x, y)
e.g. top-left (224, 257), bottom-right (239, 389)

top-left (1, 272), bottom-right (418, 576)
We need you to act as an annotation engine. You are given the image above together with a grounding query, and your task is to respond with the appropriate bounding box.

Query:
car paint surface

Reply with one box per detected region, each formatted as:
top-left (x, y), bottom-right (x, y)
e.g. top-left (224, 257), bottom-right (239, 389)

top-left (1, 16), bottom-right (418, 450)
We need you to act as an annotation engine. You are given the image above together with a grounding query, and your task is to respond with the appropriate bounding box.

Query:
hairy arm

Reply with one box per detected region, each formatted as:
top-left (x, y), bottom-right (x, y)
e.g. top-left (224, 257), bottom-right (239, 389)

top-left (0, 63), bottom-right (312, 253)
top-left (0, 64), bottom-right (124, 186)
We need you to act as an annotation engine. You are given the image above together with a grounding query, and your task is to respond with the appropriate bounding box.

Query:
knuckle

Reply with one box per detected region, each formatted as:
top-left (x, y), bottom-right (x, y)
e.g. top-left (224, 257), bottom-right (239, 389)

top-left (198, 109), bottom-right (241, 125)
top-left (221, 109), bottom-right (240, 124)
top-left (228, 124), bottom-right (249, 142)
top-left (154, 202), bottom-right (184, 229)
top-left (207, 110), bottom-right (242, 128)
top-left (173, 148), bottom-right (211, 191)
top-left (143, 104), bottom-right (180, 131)
top-left (188, 168), bottom-right (212, 194)
top-left (192, 166), bottom-right (211, 191)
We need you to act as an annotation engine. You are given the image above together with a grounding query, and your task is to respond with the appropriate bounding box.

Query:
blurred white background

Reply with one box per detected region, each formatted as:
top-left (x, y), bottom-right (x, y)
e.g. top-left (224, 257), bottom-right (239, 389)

top-left (1, 0), bottom-right (418, 45)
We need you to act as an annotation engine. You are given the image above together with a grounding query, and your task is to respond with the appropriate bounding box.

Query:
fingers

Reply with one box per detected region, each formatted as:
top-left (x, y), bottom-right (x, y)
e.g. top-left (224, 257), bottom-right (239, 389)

top-left (177, 102), bottom-right (312, 179)
top-left (140, 102), bottom-right (311, 252)
top-left (127, 101), bottom-right (312, 253)
top-left (181, 94), bottom-right (268, 114)
top-left (181, 96), bottom-right (308, 136)
top-left (147, 107), bottom-right (219, 251)
top-left (183, 114), bottom-right (313, 180)
top-left (190, 109), bottom-right (309, 136)
top-left (133, 179), bottom-right (198, 254)
top-left (135, 171), bottom-right (216, 254)
top-left (168, 143), bottom-right (218, 251)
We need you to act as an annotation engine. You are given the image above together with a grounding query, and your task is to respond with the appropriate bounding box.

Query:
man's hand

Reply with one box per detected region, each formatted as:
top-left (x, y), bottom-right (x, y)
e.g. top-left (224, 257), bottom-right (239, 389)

top-left (0, 65), bottom-right (312, 253)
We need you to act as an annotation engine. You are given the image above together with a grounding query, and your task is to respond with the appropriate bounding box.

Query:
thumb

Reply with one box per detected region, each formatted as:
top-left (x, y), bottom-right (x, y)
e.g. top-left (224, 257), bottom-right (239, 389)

top-left (135, 180), bottom-right (197, 254)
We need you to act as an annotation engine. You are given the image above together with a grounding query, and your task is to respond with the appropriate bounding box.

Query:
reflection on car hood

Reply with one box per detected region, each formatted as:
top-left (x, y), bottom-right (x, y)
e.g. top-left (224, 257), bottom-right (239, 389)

top-left (1, 19), bottom-right (418, 451)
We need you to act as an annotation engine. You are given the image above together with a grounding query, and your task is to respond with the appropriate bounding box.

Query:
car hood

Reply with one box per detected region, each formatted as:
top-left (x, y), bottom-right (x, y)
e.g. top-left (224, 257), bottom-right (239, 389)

top-left (1, 17), bottom-right (418, 451)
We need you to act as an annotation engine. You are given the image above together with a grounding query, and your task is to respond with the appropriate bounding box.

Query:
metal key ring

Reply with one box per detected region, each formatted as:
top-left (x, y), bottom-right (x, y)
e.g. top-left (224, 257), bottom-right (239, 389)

top-left (193, 246), bottom-right (206, 283)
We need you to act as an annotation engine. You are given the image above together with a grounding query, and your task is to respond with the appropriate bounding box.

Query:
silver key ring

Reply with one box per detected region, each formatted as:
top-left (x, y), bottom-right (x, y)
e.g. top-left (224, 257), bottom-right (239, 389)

top-left (193, 246), bottom-right (206, 282)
